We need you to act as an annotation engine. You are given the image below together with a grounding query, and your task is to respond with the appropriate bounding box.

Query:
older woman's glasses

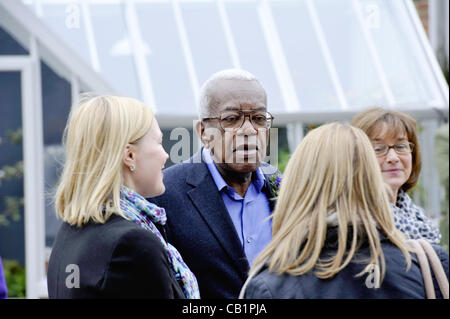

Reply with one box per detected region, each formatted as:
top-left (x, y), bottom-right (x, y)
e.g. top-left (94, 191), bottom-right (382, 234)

top-left (372, 142), bottom-right (414, 157)
top-left (203, 111), bottom-right (274, 130)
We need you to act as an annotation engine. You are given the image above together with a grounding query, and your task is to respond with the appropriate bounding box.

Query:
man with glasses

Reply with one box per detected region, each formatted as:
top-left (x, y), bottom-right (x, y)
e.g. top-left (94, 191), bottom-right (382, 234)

top-left (148, 69), bottom-right (280, 298)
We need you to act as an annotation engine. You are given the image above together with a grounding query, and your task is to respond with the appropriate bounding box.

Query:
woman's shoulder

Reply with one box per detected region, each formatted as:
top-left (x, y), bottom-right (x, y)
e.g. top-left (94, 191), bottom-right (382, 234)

top-left (97, 215), bottom-right (166, 253)
top-left (54, 214), bottom-right (165, 256)
top-left (245, 268), bottom-right (277, 299)
top-left (245, 267), bottom-right (307, 299)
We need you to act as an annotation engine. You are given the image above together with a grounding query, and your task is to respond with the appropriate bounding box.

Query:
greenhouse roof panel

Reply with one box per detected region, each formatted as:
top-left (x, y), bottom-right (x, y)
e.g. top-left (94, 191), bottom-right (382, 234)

top-left (21, 0), bottom-right (448, 118)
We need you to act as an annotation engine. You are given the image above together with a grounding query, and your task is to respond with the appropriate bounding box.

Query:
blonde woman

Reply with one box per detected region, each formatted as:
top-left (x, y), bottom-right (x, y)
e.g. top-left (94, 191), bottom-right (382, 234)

top-left (241, 123), bottom-right (449, 299)
top-left (47, 95), bottom-right (200, 299)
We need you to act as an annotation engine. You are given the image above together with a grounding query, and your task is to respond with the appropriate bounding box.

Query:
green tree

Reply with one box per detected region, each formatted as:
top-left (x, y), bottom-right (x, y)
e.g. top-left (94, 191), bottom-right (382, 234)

top-left (0, 128), bottom-right (24, 226)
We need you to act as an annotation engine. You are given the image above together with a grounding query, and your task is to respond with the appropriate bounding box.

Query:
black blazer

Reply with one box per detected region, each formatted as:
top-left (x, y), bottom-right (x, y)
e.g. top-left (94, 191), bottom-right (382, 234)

top-left (47, 214), bottom-right (185, 299)
top-left (148, 149), bottom-right (279, 299)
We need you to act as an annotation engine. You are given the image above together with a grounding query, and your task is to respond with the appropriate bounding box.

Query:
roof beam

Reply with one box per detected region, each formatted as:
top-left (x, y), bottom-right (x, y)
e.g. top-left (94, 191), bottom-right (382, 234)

top-left (0, 0), bottom-right (116, 94)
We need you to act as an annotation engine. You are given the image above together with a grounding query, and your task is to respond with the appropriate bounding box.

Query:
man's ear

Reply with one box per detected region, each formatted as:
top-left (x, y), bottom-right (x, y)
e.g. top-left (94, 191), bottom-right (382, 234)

top-left (195, 120), bottom-right (209, 147)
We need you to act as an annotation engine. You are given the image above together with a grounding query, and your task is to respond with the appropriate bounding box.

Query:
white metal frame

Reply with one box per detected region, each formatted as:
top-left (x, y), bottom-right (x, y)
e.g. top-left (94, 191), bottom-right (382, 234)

top-left (405, 0), bottom-right (449, 105)
top-left (0, 0), bottom-right (115, 94)
top-left (217, 0), bottom-right (241, 68)
top-left (429, 0), bottom-right (450, 69)
top-left (80, 0), bottom-right (101, 72)
top-left (258, 0), bottom-right (300, 112)
top-left (305, 0), bottom-right (349, 110)
top-left (125, 0), bottom-right (157, 110)
top-left (0, 54), bottom-right (47, 299)
top-left (352, 0), bottom-right (396, 106)
top-left (172, 0), bottom-right (200, 102)
top-left (1, 0), bottom-right (116, 298)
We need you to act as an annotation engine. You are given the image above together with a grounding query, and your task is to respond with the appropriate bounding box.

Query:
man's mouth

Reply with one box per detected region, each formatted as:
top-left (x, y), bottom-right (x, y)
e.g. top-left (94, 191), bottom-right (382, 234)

top-left (234, 144), bottom-right (259, 153)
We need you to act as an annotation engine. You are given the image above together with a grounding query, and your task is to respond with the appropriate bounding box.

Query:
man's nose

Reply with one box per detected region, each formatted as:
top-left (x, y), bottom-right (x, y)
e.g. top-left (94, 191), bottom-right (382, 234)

top-left (238, 117), bottom-right (257, 135)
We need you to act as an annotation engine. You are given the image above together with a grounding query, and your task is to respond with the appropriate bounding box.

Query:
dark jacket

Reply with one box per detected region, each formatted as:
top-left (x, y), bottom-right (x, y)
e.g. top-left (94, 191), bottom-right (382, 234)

top-left (148, 149), bottom-right (279, 299)
top-left (47, 214), bottom-right (185, 299)
top-left (244, 228), bottom-right (449, 299)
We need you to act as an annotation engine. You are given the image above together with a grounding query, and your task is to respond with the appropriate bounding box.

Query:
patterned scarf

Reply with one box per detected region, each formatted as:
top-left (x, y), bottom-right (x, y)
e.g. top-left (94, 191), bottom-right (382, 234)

top-left (119, 185), bottom-right (200, 299)
top-left (391, 189), bottom-right (442, 244)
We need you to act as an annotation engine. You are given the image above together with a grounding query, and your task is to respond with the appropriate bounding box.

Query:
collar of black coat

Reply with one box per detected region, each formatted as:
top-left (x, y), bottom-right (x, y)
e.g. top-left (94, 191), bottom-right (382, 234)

top-left (322, 225), bottom-right (390, 251)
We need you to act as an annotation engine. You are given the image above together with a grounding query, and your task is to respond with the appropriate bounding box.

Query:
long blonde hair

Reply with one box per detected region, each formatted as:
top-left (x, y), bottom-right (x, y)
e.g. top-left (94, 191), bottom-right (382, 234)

top-left (250, 123), bottom-right (412, 284)
top-left (55, 94), bottom-right (154, 227)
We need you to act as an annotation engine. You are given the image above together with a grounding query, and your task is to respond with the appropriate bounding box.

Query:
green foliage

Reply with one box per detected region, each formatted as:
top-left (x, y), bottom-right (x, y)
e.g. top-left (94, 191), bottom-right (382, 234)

top-left (2, 259), bottom-right (26, 298)
top-left (0, 161), bottom-right (23, 180)
top-left (0, 128), bottom-right (24, 227)
top-left (0, 196), bottom-right (23, 226)
top-left (277, 147), bottom-right (291, 173)
top-left (6, 129), bottom-right (22, 146)
top-left (442, 57), bottom-right (449, 85)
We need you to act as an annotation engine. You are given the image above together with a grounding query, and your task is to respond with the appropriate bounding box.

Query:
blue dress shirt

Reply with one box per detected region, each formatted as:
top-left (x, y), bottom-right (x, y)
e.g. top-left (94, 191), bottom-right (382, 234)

top-left (202, 148), bottom-right (272, 266)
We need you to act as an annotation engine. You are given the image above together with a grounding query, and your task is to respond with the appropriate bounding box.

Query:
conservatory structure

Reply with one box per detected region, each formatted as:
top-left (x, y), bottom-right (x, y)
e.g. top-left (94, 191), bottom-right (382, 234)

top-left (0, 0), bottom-right (448, 298)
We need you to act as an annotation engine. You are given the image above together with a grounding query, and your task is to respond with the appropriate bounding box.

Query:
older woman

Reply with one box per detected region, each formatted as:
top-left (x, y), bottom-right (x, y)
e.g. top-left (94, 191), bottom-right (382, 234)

top-left (240, 123), bottom-right (448, 299)
top-left (351, 108), bottom-right (441, 244)
top-left (47, 94), bottom-right (199, 299)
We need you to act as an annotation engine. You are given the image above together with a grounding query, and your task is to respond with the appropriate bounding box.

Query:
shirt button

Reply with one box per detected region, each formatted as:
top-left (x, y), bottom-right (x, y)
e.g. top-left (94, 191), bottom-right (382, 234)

top-left (247, 237), bottom-right (253, 244)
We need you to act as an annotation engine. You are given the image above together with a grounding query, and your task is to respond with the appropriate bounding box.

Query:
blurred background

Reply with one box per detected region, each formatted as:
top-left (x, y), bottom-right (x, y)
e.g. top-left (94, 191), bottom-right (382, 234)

top-left (0, 0), bottom-right (448, 298)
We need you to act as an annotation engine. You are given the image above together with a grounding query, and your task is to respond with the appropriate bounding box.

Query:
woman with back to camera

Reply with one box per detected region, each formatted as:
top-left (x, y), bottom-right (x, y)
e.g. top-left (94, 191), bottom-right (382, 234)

top-left (241, 123), bottom-right (448, 299)
top-left (351, 107), bottom-right (441, 244)
top-left (47, 94), bottom-right (200, 299)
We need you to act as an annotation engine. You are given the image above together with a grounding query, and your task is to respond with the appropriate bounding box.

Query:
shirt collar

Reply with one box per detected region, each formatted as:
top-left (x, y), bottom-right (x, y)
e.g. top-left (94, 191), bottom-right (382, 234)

top-left (202, 148), bottom-right (266, 193)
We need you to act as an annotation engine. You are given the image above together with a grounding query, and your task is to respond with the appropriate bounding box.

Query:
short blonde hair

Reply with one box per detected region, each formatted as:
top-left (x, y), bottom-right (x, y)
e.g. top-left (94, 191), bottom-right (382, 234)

top-left (55, 94), bottom-right (154, 227)
top-left (351, 107), bottom-right (422, 192)
top-left (250, 123), bottom-right (412, 285)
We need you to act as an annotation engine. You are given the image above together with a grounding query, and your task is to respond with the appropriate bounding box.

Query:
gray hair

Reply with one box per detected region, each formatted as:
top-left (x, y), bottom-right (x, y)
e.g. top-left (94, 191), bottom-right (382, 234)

top-left (198, 69), bottom-right (262, 119)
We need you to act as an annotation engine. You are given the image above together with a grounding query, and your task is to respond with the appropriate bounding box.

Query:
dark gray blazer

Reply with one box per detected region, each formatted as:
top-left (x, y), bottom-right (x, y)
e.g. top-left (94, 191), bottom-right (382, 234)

top-left (148, 148), bottom-right (279, 299)
top-left (244, 228), bottom-right (450, 299)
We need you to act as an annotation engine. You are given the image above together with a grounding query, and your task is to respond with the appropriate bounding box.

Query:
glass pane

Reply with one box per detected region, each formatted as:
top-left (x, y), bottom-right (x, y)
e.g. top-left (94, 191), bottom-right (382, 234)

top-left (0, 27), bottom-right (28, 55)
top-left (270, 0), bottom-right (340, 110)
top-left (41, 4), bottom-right (91, 66)
top-left (315, 0), bottom-right (388, 108)
top-left (0, 72), bottom-right (25, 265)
top-left (361, 0), bottom-right (440, 106)
top-left (181, 2), bottom-right (233, 86)
top-left (225, 1), bottom-right (285, 112)
top-left (41, 61), bottom-right (71, 247)
top-left (137, 3), bottom-right (196, 114)
top-left (90, 4), bottom-right (140, 99)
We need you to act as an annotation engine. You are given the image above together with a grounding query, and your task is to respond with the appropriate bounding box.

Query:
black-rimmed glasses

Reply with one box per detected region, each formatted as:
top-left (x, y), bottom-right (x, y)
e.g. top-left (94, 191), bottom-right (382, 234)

top-left (202, 110), bottom-right (274, 130)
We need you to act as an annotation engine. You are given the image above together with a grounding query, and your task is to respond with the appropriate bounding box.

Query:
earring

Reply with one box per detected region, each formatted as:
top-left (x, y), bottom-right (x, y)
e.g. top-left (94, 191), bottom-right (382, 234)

top-left (129, 164), bottom-right (135, 172)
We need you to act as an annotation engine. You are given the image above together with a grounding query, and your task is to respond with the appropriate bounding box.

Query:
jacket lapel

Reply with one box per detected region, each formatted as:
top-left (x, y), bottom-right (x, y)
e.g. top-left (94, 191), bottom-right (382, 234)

top-left (185, 150), bottom-right (249, 278)
top-left (260, 162), bottom-right (279, 212)
top-left (262, 179), bottom-right (276, 212)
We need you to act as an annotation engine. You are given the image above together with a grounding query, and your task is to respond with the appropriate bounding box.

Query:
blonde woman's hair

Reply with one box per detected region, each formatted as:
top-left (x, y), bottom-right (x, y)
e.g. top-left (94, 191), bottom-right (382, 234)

top-left (55, 94), bottom-right (154, 227)
top-left (249, 123), bottom-right (412, 287)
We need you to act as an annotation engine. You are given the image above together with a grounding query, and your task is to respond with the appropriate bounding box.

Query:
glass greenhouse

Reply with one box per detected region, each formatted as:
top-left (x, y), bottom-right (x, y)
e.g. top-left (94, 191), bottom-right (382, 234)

top-left (0, 0), bottom-right (448, 298)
